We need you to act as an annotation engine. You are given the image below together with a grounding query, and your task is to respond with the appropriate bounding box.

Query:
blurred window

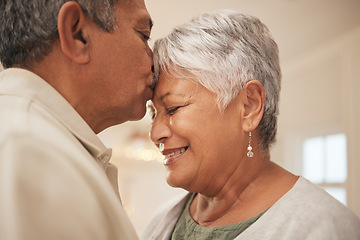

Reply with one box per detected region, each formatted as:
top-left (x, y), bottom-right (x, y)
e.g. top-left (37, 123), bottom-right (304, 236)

top-left (303, 133), bottom-right (347, 205)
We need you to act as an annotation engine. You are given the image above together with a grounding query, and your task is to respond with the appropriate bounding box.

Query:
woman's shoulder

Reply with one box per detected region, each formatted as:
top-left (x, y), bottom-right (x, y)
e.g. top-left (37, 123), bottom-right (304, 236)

top-left (276, 177), bottom-right (356, 218)
top-left (140, 192), bottom-right (191, 240)
top-left (236, 177), bottom-right (360, 240)
top-left (265, 176), bottom-right (360, 238)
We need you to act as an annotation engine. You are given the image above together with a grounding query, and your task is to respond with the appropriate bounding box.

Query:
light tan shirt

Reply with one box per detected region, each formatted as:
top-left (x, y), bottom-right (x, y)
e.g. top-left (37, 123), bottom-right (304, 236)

top-left (0, 68), bottom-right (138, 240)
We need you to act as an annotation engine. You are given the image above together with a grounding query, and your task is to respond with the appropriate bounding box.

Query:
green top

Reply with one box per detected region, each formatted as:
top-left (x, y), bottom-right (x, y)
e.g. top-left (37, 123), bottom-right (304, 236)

top-left (171, 193), bottom-right (267, 240)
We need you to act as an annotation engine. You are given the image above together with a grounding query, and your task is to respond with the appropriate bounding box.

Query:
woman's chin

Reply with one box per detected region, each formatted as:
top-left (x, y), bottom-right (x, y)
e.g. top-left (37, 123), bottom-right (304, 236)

top-left (166, 173), bottom-right (187, 189)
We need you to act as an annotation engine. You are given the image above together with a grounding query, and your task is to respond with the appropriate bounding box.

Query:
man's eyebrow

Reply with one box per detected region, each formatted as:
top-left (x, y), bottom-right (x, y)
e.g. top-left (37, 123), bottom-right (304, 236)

top-left (149, 18), bottom-right (154, 30)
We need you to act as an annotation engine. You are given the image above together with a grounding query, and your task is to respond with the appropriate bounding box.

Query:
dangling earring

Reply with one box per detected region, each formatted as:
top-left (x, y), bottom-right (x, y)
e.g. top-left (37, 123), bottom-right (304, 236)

top-left (247, 131), bottom-right (254, 158)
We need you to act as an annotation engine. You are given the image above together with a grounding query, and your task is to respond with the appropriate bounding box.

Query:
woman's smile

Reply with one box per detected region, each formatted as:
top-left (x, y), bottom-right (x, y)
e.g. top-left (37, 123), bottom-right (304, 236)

top-left (162, 147), bottom-right (188, 165)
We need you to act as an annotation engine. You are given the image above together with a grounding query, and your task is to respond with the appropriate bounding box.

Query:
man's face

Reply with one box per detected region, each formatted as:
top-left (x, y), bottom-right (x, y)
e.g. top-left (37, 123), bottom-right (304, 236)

top-left (87, 0), bottom-right (154, 132)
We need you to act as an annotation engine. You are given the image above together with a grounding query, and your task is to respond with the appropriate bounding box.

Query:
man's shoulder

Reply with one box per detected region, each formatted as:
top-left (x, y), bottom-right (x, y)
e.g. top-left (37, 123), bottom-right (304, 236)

top-left (0, 94), bottom-right (89, 165)
top-left (0, 94), bottom-right (69, 141)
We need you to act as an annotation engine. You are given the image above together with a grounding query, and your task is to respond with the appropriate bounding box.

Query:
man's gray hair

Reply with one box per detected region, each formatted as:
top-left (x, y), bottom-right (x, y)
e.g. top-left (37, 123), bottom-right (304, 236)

top-left (153, 10), bottom-right (282, 151)
top-left (0, 0), bottom-right (122, 68)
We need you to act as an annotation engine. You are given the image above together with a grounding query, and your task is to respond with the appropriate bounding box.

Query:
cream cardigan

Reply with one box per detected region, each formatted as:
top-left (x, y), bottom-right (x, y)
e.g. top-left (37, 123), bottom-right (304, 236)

top-left (141, 177), bottom-right (360, 240)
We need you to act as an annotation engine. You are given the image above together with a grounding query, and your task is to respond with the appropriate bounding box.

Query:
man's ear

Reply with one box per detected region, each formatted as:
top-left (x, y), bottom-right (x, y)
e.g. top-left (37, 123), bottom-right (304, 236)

top-left (240, 80), bottom-right (265, 131)
top-left (57, 2), bottom-right (90, 64)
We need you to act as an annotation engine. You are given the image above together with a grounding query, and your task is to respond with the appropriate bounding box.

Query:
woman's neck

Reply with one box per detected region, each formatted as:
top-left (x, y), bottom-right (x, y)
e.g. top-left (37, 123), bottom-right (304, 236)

top-left (190, 160), bottom-right (298, 227)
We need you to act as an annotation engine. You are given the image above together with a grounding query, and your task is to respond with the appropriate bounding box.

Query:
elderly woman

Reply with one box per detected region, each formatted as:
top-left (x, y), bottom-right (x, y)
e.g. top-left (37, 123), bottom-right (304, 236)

top-left (141, 10), bottom-right (360, 240)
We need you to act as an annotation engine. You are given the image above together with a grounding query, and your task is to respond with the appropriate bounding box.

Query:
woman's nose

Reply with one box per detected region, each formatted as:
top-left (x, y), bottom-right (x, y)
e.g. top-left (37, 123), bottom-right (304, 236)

top-left (150, 116), bottom-right (172, 146)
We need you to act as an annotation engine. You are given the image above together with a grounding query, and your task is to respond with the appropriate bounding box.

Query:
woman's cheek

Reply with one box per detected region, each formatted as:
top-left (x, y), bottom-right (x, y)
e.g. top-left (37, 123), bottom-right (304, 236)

top-left (169, 115), bottom-right (187, 134)
top-left (170, 114), bottom-right (187, 128)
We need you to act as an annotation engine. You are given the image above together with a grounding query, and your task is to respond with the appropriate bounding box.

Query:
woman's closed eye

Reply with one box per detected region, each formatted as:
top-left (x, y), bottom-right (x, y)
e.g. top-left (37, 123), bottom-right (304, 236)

top-left (167, 106), bottom-right (181, 115)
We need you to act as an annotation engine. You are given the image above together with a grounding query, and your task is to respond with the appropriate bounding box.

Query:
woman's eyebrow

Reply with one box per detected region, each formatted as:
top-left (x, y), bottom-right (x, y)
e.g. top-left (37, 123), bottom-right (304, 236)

top-left (159, 92), bottom-right (187, 102)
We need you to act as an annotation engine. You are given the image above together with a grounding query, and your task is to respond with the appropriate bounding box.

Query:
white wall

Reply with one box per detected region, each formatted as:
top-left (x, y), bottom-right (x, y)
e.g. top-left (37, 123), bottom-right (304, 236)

top-left (275, 26), bottom-right (360, 217)
top-left (343, 37), bottom-right (360, 217)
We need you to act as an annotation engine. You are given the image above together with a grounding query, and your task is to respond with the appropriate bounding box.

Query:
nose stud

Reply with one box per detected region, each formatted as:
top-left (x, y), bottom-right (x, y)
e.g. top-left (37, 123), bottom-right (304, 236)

top-left (159, 142), bottom-right (164, 152)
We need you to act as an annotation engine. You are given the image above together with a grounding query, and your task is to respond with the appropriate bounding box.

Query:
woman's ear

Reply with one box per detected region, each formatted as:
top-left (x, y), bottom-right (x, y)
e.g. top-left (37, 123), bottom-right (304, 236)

top-left (240, 80), bottom-right (265, 131)
top-left (57, 2), bottom-right (90, 64)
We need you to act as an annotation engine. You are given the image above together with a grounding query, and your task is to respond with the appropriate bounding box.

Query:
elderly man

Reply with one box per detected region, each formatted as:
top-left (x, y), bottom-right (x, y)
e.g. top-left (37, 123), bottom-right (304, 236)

top-left (0, 0), bottom-right (154, 239)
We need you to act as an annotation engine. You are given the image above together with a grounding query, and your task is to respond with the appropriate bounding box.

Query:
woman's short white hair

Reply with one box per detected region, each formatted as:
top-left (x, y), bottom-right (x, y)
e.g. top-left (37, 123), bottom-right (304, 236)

top-left (153, 10), bottom-right (281, 151)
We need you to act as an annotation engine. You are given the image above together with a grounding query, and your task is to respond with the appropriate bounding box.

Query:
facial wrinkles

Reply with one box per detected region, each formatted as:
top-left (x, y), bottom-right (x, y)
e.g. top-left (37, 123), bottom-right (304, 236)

top-left (116, 0), bottom-right (153, 40)
top-left (136, 15), bottom-right (153, 33)
top-left (155, 77), bottom-right (225, 190)
top-left (192, 98), bottom-right (235, 194)
top-left (160, 91), bottom-right (192, 106)
top-left (154, 87), bottom-right (193, 124)
top-left (158, 93), bottom-right (188, 134)
top-left (172, 91), bottom-right (215, 192)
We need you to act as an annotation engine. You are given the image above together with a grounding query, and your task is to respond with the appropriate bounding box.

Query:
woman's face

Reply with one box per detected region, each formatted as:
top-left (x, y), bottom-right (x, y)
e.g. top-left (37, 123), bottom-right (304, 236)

top-left (150, 72), bottom-right (247, 194)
